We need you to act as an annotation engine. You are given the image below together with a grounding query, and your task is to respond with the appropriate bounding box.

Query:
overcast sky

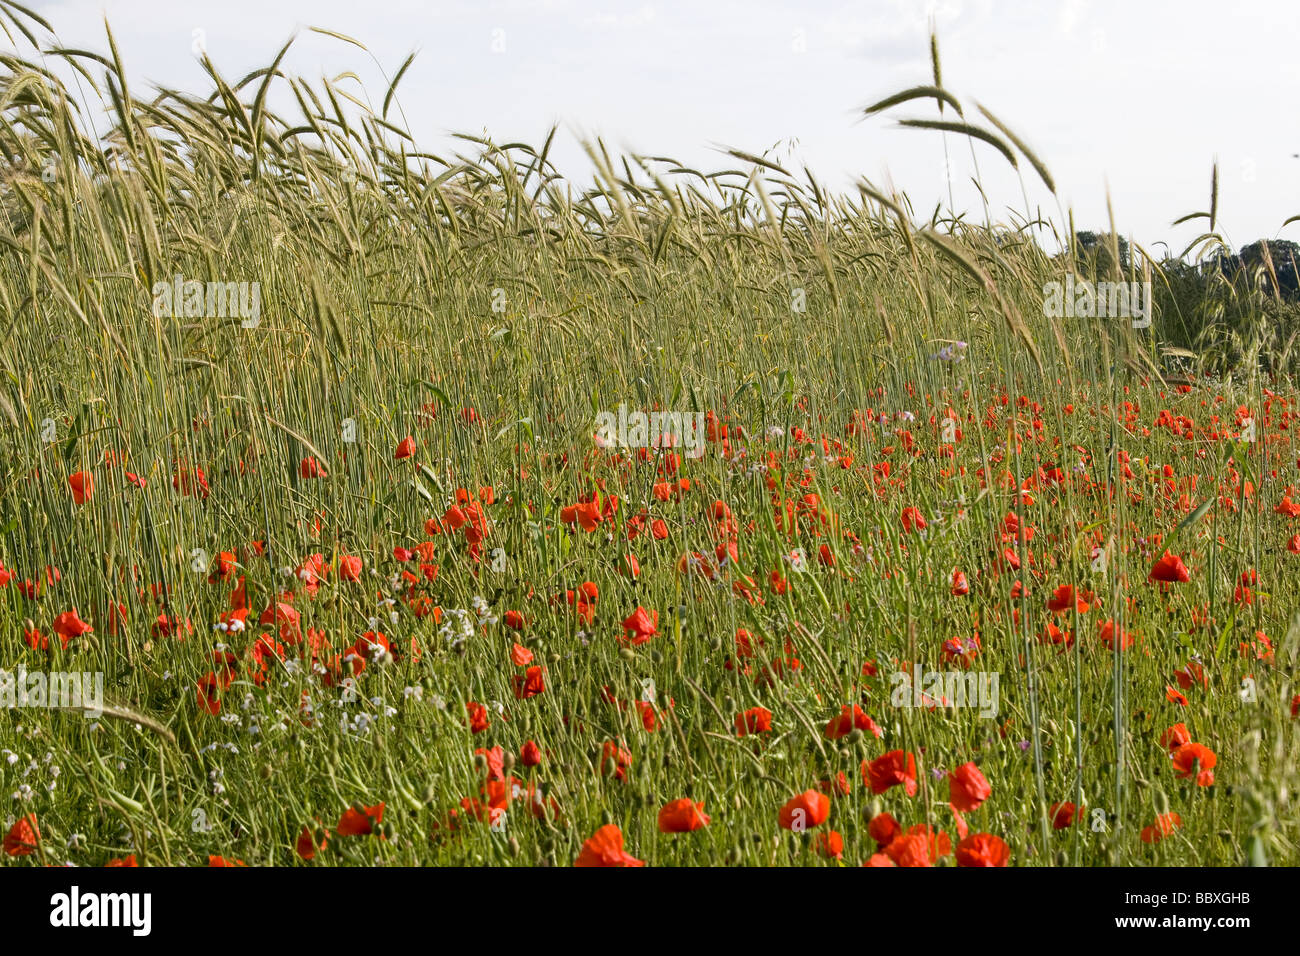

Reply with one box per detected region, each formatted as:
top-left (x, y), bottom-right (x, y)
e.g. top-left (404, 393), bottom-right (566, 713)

top-left (14, 0), bottom-right (1300, 254)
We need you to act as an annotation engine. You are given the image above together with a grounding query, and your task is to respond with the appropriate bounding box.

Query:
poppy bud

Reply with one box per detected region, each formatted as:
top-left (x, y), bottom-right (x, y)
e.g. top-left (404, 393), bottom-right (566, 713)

top-left (1154, 789), bottom-right (1170, 814)
top-left (846, 729), bottom-right (864, 744)
top-left (351, 800), bottom-right (366, 815)
top-left (381, 822), bottom-right (395, 840)
top-left (421, 785), bottom-right (436, 805)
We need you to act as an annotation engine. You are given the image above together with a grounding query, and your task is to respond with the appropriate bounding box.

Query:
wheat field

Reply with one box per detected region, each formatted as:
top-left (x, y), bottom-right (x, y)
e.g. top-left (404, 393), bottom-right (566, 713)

top-left (0, 3), bottom-right (1296, 868)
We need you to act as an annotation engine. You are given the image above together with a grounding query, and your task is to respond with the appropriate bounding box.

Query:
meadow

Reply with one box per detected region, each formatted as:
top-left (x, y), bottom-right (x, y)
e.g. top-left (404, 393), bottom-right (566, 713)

top-left (0, 4), bottom-right (1297, 867)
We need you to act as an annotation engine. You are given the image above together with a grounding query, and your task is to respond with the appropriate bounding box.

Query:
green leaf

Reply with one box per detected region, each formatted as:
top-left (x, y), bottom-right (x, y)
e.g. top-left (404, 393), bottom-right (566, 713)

top-left (1165, 497), bottom-right (1214, 552)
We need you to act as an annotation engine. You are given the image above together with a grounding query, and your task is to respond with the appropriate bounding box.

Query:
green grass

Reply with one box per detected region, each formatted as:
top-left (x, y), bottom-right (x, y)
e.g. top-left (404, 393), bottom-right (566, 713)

top-left (0, 6), bottom-right (1296, 867)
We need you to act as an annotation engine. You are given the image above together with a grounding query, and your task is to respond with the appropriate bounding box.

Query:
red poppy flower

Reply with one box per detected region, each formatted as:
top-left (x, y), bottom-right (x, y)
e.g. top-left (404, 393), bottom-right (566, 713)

top-left (337, 554), bottom-right (363, 581)
top-left (259, 601), bottom-right (300, 628)
top-left (948, 761), bottom-right (992, 813)
top-left (466, 701), bottom-right (491, 733)
top-left (68, 471), bottom-right (94, 504)
top-left (599, 741), bottom-right (633, 781)
top-left (172, 465), bottom-right (209, 498)
top-left (1049, 801), bottom-right (1079, 829)
top-left (299, 456), bottom-right (327, 479)
top-left (1099, 619), bottom-right (1135, 651)
top-left (818, 771), bottom-right (852, 796)
top-left (901, 506), bottom-right (927, 533)
top-left (658, 798), bottom-right (710, 833)
top-left (815, 830), bottom-right (844, 859)
top-left (520, 740), bottom-right (543, 767)
top-left (620, 606), bottom-right (658, 645)
top-left (1159, 723), bottom-right (1191, 752)
top-left (3, 814), bottom-right (39, 856)
top-left (868, 812), bottom-right (901, 848)
top-left (336, 802), bottom-right (385, 836)
top-left (778, 790), bottom-right (830, 831)
top-left (1047, 584), bottom-right (1091, 614)
top-left (512, 665), bottom-right (546, 700)
top-left (882, 826), bottom-right (949, 867)
top-left (735, 706), bottom-right (772, 736)
top-left (824, 704), bottom-right (883, 741)
top-left (196, 671), bottom-right (224, 715)
top-left (1149, 551), bottom-right (1190, 583)
top-left (296, 825), bottom-right (330, 860)
top-left (863, 750), bottom-right (918, 796)
top-left (53, 608), bottom-right (94, 645)
top-left (955, 832), bottom-right (1009, 866)
top-left (395, 436), bottom-right (416, 459)
top-left (475, 745), bottom-right (506, 782)
top-left (1140, 812), bottom-right (1182, 844)
top-left (575, 824), bottom-right (643, 867)
top-left (1171, 742), bottom-right (1217, 786)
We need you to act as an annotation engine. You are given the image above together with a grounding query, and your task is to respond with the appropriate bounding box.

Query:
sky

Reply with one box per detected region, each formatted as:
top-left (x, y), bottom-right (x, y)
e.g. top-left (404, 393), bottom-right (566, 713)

top-left (11, 0), bottom-right (1300, 255)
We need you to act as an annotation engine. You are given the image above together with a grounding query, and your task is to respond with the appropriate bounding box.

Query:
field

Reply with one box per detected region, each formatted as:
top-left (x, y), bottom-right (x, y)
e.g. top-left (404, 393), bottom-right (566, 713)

top-left (0, 7), bottom-right (1297, 868)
